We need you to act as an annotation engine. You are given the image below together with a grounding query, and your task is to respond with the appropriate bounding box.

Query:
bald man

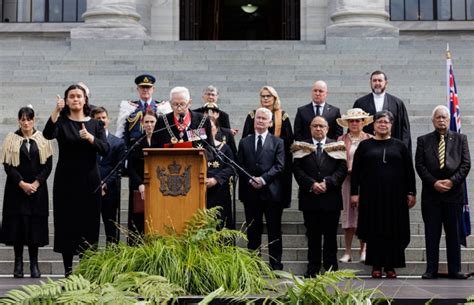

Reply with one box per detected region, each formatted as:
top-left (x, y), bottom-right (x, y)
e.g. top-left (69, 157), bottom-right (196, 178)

top-left (294, 81), bottom-right (342, 141)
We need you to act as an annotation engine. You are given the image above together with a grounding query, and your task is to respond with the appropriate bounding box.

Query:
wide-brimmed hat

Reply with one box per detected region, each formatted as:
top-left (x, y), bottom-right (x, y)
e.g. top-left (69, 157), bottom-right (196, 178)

top-left (336, 108), bottom-right (373, 128)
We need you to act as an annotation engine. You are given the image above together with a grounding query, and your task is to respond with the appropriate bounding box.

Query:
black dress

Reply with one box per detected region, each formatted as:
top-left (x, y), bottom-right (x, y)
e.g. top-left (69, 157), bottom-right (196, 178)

top-left (127, 136), bottom-right (158, 236)
top-left (0, 130), bottom-right (52, 246)
top-left (43, 116), bottom-right (109, 255)
top-left (351, 138), bottom-right (416, 268)
top-left (206, 142), bottom-right (235, 229)
top-left (242, 109), bottom-right (294, 208)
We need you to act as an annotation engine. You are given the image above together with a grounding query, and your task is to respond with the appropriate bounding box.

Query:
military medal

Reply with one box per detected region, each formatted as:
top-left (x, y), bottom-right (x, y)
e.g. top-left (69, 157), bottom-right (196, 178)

top-left (171, 137), bottom-right (178, 144)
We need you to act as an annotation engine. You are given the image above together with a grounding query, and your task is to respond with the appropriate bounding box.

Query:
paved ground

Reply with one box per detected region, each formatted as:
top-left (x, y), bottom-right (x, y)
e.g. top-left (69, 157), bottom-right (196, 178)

top-left (0, 275), bottom-right (472, 303)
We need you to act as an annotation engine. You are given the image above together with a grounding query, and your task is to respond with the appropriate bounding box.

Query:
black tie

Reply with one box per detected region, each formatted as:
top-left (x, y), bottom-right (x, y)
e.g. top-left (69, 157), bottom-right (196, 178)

top-left (315, 105), bottom-right (321, 116)
top-left (256, 135), bottom-right (263, 157)
top-left (316, 142), bottom-right (322, 161)
top-left (144, 102), bottom-right (148, 111)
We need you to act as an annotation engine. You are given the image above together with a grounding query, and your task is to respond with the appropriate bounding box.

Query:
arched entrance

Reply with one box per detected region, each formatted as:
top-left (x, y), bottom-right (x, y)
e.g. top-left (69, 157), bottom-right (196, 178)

top-left (180, 0), bottom-right (300, 40)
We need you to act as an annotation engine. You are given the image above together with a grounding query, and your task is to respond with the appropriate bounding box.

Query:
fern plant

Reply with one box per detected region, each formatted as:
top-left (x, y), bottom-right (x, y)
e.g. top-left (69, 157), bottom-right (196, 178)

top-left (0, 273), bottom-right (184, 304)
top-left (272, 270), bottom-right (390, 305)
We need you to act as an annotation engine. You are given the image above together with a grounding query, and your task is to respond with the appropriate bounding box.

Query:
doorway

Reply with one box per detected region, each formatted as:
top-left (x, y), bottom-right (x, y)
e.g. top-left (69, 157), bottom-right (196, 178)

top-left (180, 0), bottom-right (300, 40)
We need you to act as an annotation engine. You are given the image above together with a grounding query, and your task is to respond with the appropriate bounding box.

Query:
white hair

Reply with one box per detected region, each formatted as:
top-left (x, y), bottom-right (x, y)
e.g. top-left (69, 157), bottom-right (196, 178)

top-left (432, 105), bottom-right (450, 120)
top-left (255, 107), bottom-right (273, 120)
top-left (170, 86), bottom-right (190, 101)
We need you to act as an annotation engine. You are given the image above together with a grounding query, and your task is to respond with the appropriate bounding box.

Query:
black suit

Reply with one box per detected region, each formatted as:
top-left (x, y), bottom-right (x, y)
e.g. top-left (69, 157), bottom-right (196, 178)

top-left (354, 93), bottom-right (411, 152)
top-left (293, 138), bottom-right (347, 274)
top-left (238, 132), bottom-right (285, 269)
top-left (98, 132), bottom-right (126, 244)
top-left (294, 102), bottom-right (342, 141)
top-left (415, 130), bottom-right (471, 275)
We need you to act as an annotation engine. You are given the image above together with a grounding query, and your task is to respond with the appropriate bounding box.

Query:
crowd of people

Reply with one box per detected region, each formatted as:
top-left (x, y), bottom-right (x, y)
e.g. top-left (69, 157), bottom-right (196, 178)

top-left (0, 70), bottom-right (470, 280)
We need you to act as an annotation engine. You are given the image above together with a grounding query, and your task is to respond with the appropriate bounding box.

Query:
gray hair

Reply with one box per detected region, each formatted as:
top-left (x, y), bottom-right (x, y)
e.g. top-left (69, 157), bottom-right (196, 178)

top-left (203, 85), bottom-right (218, 95)
top-left (170, 86), bottom-right (190, 101)
top-left (255, 107), bottom-right (273, 120)
top-left (432, 105), bottom-right (450, 120)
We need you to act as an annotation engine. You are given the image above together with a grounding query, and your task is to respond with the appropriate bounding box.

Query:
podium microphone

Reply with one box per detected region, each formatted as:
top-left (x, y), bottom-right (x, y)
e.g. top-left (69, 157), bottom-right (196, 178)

top-left (178, 113), bottom-right (185, 124)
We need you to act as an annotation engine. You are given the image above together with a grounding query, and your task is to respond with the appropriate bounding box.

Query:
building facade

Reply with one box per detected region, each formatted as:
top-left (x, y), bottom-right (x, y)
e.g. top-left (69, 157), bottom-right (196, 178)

top-left (1, 0), bottom-right (473, 42)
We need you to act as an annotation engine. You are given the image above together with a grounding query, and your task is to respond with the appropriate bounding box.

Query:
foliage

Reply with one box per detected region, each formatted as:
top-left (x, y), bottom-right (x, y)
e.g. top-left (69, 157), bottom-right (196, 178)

top-left (0, 208), bottom-right (388, 304)
top-left (0, 273), bottom-right (183, 304)
top-left (272, 270), bottom-right (390, 305)
top-left (465, 295), bottom-right (474, 305)
top-left (74, 208), bottom-right (275, 296)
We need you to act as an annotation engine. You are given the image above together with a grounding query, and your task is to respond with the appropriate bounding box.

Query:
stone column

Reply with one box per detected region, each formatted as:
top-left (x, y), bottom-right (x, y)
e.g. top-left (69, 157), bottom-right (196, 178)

top-left (325, 0), bottom-right (399, 48)
top-left (71, 0), bottom-right (147, 40)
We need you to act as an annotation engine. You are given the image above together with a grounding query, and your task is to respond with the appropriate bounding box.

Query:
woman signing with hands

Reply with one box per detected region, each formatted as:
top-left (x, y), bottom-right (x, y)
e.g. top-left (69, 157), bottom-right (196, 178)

top-left (43, 84), bottom-right (109, 277)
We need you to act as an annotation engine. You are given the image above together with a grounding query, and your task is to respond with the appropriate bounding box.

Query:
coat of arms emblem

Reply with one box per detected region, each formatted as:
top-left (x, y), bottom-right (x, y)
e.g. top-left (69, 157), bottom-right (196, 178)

top-left (156, 161), bottom-right (191, 196)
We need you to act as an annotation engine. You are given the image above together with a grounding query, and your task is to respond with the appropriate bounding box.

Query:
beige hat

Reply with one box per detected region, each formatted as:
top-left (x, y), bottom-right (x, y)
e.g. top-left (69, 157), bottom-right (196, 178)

top-left (336, 108), bottom-right (373, 128)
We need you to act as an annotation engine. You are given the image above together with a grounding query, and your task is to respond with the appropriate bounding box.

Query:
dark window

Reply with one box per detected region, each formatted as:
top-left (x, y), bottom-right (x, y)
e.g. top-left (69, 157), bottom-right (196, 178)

top-left (390, 0), bottom-right (473, 20)
top-left (1, 0), bottom-right (85, 22)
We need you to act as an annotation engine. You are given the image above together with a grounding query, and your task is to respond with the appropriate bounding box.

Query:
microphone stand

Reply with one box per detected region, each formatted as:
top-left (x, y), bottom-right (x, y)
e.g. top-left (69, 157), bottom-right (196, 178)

top-left (197, 134), bottom-right (258, 184)
top-left (94, 122), bottom-right (176, 193)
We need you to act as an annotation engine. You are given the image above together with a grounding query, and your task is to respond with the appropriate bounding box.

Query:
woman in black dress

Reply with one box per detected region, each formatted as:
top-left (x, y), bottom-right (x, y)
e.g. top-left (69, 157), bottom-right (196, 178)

top-left (350, 110), bottom-right (416, 279)
top-left (0, 106), bottom-right (53, 278)
top-left (43, 84), bottom-right (109, 276)
top-left (206, 117), bottom-right (235, 229)
top-left (242, 86), bottom-right (294, 208)
top-left (127, 110), bottom-right (158, 242)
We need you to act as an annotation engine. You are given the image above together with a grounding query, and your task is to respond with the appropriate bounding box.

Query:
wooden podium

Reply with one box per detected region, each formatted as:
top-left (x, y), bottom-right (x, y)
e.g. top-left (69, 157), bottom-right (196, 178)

top-left (142, 148), bottom-right (207, 235)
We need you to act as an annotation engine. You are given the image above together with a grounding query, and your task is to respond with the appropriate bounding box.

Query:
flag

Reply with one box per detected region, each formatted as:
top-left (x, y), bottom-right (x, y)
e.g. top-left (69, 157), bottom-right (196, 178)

top-left (446, 44), bottom-right (471, 243)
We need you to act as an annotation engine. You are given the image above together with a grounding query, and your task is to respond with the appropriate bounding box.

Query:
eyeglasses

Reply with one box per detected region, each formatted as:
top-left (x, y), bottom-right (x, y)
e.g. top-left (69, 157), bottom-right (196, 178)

top-left (348, 119), bottom-right (362, 123)
top-left (311, 124), bottom-right (327, 128)
top-left (260, 95), bottom-right (273, 99)
top-left (171, 103), bottom-right (187, 108)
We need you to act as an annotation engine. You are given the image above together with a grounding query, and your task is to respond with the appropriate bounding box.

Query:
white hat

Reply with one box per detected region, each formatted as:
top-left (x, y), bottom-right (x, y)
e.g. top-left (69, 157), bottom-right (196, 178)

top-left (336, 108), bottom-right (373, 128)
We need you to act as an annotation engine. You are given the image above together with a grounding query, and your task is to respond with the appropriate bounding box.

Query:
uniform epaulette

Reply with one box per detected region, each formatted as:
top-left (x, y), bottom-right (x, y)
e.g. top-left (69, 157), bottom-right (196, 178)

top-left (249, 110), bottom-right (255, 119)
top-left (282, 112), bottom-right (289, 121)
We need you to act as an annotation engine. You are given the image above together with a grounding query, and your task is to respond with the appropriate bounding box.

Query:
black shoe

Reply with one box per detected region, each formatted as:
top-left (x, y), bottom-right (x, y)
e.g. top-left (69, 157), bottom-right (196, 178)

top-left (303, 270), bottom-right (318, 278)
top-left (30, 258), bottom-right (41, 278)
top-left (448, 272), bottom-right (468, 279)
top-left (13, 257), bottom-right (24, 278)
top-left (421, 272), bottom-right (438, 279)
top-left (271, 262), bottom-right (284, 271)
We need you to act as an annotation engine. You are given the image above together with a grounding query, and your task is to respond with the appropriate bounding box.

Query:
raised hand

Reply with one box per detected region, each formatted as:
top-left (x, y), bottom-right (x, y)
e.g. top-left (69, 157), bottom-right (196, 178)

top-left (79, 123), bottom-right (94, 144)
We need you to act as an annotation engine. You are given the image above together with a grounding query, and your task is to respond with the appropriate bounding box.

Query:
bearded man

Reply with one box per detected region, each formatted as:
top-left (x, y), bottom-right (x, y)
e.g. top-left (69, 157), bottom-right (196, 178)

top-left (353, 70), bottom-right (412, 152)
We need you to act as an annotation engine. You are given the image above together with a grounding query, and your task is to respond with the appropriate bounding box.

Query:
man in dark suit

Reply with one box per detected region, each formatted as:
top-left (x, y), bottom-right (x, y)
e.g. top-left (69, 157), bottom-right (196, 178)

top-left (92, 107), bottom-right (127, 244)
top-left (293, 116), bottom-right (347, 277)
top-left (353, 70), bottom-right (411, 152)
top-left (294, 80), bottom-right (342, 141)
top-left (238, 107), bottom-right (285, 270)
top-left (415, 105), bottom-right (471, 280)
top-left (155, 86), bottom-right (212, 148)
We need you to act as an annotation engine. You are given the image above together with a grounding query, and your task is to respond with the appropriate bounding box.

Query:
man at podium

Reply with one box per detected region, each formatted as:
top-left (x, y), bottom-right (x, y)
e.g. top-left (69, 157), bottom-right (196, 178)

top-left (155, 86), bottom-right (212, 148)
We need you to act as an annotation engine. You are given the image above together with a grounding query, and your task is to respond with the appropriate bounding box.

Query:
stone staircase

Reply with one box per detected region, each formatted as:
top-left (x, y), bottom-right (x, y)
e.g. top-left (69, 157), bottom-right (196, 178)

top-left (0, 37), bottom-right (473, 276)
